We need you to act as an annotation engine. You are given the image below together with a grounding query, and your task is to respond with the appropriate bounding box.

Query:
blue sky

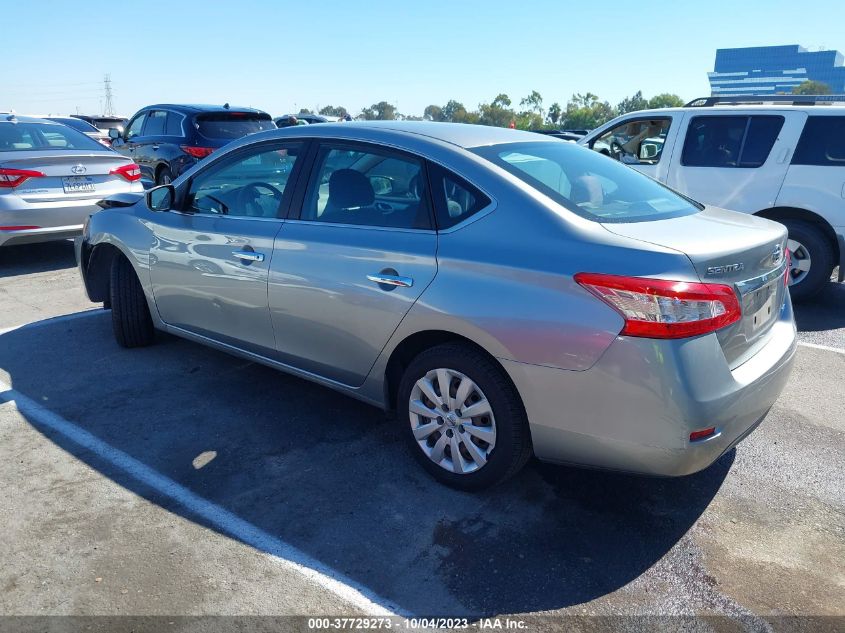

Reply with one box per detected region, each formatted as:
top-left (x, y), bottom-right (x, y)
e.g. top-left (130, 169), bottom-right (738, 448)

top-left (5, 0), bottom-right (845, 118)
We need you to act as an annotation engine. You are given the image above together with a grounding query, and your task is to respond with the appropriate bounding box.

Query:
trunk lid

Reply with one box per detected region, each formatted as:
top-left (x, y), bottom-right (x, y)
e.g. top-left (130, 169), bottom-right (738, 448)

top-left (602, 206), bottom-right (788, 367)
top-left (1, 151), bottom-right (133, 203)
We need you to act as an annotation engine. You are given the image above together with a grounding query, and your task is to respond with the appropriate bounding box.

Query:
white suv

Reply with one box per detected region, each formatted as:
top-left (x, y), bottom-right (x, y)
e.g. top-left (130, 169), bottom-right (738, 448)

top-left (579, 95), bottom-right (845, 300)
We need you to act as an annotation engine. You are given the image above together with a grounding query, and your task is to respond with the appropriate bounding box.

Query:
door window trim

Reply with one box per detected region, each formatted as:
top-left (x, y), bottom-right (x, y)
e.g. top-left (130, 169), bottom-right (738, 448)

top-left (175, 139), bottom-right (311, 220)
top-left (288, 139), bottom-right (437, 231)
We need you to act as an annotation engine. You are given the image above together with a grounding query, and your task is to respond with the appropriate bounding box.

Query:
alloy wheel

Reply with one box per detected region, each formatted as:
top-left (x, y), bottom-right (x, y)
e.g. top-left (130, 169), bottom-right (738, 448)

top-left (408, 368), bottom-right (496, 474)
top-left (787, 238), bottom-right (812, 286)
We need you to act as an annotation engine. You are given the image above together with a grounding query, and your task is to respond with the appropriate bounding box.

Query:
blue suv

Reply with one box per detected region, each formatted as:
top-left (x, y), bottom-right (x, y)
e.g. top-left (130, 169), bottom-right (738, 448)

top-left (110, 104), bottom-right (275, 186)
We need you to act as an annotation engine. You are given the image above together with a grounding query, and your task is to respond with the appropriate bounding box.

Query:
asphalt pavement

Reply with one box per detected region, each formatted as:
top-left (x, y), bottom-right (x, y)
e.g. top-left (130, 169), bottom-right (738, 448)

top-left (0, 241), bottom-right (843, 631)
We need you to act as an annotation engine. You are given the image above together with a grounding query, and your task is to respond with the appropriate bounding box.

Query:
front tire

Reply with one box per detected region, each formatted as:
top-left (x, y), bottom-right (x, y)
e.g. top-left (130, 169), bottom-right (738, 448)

top-left (110, 256), bottom-right (155, 348)
top-left (397, 343), bottom-right (531, 490)
top-left (783, 219), bottom-right (834, 301)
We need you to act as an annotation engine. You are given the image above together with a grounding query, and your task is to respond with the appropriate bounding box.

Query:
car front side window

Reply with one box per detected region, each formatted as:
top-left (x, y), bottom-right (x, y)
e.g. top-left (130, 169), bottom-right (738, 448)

top-left (185, 143), bottom-right (303, 218)
top-left (125, 113), bottom-right (147, 140)
top-left (591, 118), bottom-right (672, 164)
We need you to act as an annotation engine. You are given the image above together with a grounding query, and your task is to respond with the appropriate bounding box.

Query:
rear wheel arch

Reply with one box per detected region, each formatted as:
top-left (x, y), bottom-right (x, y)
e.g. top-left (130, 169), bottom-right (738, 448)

top-left (754, 207), bottom-right (839, 260)
top-left (384, 330), bottom-right (524, 414)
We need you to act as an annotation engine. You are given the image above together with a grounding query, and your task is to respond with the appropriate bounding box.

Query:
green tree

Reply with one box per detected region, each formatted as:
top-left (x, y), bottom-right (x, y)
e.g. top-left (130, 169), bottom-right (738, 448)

top-left (561, 93), bottom-right (614, 130)
top-left (359, 101), bottom-right (398, 120)
top-left (442, 100), bottom-right (469, 122)
top-left (319, 105), bottom-right (349, 118)
top-left (423, 105), bottom-right (444, 121)
top-left (298, 108), bottom-right (314, 115)
top-left (547, 102), bottom-right (562, 126)
top-left (616, 90), bottom-right (648, 115)
top-left (647, 93), bottom-right (685, 109)
top-left (792, 80), bottom-right (832, 95)
top-left (478, 94), bottom-right (515, 127)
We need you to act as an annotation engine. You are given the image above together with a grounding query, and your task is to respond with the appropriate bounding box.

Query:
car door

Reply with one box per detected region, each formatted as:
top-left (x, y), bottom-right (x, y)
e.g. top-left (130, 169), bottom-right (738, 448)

top-left (268, 141), bottom-right (438, 386)
top-left (667, 111), bottom-right (806, 213)
top-left (148, 140), bottom-right (306, 355)
top-left (112, 111), bottom-right (146, 165)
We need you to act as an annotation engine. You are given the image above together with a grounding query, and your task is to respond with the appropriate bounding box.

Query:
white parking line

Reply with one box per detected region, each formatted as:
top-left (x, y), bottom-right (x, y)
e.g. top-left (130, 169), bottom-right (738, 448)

top-left (797, 341), bottom-right (845, 355)
top-left (0, 382), bottom-right (403, 617)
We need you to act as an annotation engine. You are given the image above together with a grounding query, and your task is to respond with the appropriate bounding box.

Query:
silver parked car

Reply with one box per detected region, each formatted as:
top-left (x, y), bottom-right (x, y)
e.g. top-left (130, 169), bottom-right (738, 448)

top-left (76, 122), bottom-right (796, 489)
top-left (1, 114), bottom-right (142, 247)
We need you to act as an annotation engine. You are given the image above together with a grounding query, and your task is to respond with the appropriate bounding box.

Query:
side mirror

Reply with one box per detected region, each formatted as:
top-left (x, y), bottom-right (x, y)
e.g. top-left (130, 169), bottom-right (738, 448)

top-left (146, 184), bottom-right (175, 212)
top-left (108, 128), bottom-right (121, 140)
top-left (369, 176), bottom-right (393, 196)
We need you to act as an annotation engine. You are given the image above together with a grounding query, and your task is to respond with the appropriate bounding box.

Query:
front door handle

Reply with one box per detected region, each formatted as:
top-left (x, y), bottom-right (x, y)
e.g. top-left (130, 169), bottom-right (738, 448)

top-left (232, 250), bottom-right (265, 262)
top-left (367, 273), bottom-right (413, 288)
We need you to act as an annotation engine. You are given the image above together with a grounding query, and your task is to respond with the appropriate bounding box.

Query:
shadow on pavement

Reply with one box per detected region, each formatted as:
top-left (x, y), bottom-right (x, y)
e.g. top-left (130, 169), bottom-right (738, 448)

top-left (793, 280), bottom-right (845, 333)
top-left (0, 312), bottom-right (731, 616)
top-left (0, 240), bottom-right (77, 278)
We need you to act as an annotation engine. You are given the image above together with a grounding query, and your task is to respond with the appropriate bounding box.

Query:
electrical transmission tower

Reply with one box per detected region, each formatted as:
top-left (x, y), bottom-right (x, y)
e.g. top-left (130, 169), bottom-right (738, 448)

top-left (103, 74), bottom-right (115, 116)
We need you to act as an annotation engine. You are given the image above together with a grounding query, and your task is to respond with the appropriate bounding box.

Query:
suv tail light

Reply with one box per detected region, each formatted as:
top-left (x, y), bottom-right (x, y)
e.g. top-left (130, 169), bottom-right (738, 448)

top-left (180, 145), bottom-right (214, 159)
top-left (574, 273), bottom-right (742, 339)
top-left (110, 163), bottom-right (142, 182)
top-left (0, 168), bottom-right (46, 188)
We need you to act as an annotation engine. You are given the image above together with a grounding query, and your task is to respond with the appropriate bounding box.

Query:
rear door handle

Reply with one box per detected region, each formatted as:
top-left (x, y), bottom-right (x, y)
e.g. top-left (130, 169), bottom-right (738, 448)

top-left (367, 273), bottom-right (413, 288)
top-left (232, 250), bottom-right (265, 262)
top-left (152, 145), bottom-right (160, 151)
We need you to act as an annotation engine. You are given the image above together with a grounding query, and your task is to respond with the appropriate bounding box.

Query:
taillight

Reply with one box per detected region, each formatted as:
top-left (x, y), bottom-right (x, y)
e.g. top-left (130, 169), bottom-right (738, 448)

top-left (110, 163), bottom-right (142, 182)
top-left (180, 145), bottom-right (214, 159)
top-left (574, 273), bottom-right (742, 339)
top-left (0, 168), bottom-right (46, 188)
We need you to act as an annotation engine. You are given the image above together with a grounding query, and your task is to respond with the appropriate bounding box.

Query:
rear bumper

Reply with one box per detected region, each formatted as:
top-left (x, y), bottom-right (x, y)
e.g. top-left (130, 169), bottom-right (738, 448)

top-left (502, 298), bottom-right (797, 476)
top-left (0, 223), bottom-right (84, 247)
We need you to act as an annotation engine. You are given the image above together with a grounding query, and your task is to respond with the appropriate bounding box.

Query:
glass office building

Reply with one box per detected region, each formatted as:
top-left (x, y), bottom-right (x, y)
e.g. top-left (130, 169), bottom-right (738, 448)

top-left (708, 45), bottom-right (845, 95)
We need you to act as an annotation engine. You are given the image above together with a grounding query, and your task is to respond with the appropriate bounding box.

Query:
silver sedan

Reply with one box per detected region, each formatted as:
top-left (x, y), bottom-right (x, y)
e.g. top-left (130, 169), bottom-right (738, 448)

top-left (0, 114), bottom-right (142, 247)
top-left (76, 122), bottom-right (796, 489)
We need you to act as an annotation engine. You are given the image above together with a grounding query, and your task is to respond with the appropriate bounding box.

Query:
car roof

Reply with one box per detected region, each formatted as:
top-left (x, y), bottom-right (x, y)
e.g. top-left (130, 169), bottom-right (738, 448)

top-left (274, 121), bottom-right (549, 149)
top-left (140, 104), bottom-right (268, 114)
top-left (1, 114), bottom-right (63, 125)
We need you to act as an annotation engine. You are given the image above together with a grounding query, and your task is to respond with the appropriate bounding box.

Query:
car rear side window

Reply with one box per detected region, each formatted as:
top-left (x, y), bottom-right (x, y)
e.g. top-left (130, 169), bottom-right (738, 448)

top-left (427, 163), bottom-right (491, 229)
top-left (300, 145), bottom-right (432, 229)
top-left (792, 116), bottom-right (845, 165)
top-left (194, 112), bottom-right (275, 140)
top-left (682, 115), bottom-right (784, 168)
top-left (144, 111), bottom-right (167, 136)
top-left (472, 141), bottom-right (699, 223)
top-left (165, 112), bottom-right (183, 136)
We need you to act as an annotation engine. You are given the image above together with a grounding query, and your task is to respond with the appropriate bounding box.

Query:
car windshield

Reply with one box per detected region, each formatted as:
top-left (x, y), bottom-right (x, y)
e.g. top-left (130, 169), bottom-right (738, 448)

top-left (194, 112), bottom-right (275, 140)
top-left (0, 122), bottom-right (106, 152)
top-left (471, 141), bottom-right (701, 223)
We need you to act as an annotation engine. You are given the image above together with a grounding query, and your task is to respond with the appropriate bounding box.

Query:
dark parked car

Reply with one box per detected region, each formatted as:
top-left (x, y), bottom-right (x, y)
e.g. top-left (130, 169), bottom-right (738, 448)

top-left (110, 104), bottom-right (275, 186)
top-left (70, 115), bottom-right (129, 136)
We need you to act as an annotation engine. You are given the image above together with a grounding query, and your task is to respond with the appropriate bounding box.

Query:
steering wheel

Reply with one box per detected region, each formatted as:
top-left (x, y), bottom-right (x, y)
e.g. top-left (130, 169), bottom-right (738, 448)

top-left (237, 182), bottom-right (284, 216)
top-left (609, 139), bottom-right (626, 157)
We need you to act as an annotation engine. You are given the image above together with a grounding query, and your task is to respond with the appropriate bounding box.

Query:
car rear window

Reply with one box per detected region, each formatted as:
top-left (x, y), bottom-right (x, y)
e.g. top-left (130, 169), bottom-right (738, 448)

top-left (471, 141), bottom-right (700, 223)
top-left (0, 122), bottom-right (105, 152)
top-left (194, 112), bottom-right (275, 140)
top-left (91, 118), bottom-right (127, 130)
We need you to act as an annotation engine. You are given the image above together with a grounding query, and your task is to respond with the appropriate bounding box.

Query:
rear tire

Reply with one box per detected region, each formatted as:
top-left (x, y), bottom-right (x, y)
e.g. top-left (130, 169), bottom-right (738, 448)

top-left (783, 219), bottom-right (834, 302)
top-left (110, 255), bottom-right (155, 348)
top-left (397, 343), bottom-right (532, 490)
